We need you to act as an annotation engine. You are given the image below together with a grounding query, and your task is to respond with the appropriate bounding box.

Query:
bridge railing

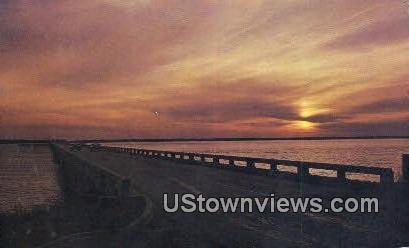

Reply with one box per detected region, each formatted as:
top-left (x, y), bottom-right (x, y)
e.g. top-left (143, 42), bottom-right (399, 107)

top-left (97, 146), bottom-right (394, 184)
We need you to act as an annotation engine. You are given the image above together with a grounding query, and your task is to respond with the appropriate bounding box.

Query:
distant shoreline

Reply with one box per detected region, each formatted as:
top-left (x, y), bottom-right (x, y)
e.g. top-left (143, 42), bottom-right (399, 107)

top-left (79, 136), bottom-right (409, 143)
top-left (1, 136), bottom-right (409, 144)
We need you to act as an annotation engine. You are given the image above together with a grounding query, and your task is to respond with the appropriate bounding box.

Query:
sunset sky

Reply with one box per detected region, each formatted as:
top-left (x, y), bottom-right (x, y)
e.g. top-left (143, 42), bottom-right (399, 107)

top-left (1, 0), bottom-right (408, 139)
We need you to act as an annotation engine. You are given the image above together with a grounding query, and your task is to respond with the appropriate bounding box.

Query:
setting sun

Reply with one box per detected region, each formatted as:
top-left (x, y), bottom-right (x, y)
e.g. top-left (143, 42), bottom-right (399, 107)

top-left (294, 121), bottom-right (316, 131)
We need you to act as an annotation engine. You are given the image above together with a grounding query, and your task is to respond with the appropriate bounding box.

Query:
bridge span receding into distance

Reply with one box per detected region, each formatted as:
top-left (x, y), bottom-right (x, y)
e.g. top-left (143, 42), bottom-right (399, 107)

top-left (43, 142), bottom-right (409, 246)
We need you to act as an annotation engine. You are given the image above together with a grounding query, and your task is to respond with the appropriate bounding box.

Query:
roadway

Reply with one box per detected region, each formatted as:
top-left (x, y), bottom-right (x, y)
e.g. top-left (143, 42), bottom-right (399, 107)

top-left (62, 145), bottom-right (409, 247)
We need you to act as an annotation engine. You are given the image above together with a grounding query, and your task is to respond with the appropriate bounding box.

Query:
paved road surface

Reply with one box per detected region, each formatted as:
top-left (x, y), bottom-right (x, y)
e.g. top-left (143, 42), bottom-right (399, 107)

top-left (62, 145), bottom-right (409, 247)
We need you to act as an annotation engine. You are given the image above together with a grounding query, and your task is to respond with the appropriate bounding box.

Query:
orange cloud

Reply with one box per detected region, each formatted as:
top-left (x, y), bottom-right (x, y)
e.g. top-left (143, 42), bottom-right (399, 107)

top-left (1, 0), bottom-right (408, 139)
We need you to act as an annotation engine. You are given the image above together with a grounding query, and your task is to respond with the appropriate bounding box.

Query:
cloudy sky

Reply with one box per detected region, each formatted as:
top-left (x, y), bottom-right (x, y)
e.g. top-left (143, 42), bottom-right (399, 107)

top-left (1, 0), bottom-right (408, 139)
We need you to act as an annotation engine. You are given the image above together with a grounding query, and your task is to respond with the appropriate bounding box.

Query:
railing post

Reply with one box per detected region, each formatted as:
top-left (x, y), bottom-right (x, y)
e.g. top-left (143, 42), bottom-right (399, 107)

top-left (298, 163), bottom-right (309, 178)
top-left (270, 162), bottom-right (278, 175)
top-left (380, 170), bottom-right (394, 184)
top-left (213, 156), bottom-right (219, 166)
top-left (337, 168), bottom-right (346, 182)
top-left (403, 154), bottom-right (409, 182)
top-left (247, 159), bottom-right (255, 169)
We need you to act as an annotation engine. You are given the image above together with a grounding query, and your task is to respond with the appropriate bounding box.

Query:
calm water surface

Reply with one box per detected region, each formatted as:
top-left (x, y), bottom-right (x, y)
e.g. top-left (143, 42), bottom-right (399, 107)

top-left (0, 144), bottom-right (62, 214)
top-left (108, 139), bottom-right (409, 180)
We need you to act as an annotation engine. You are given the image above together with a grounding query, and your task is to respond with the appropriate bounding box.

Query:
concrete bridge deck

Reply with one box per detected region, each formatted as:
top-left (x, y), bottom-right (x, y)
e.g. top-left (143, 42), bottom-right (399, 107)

top-left (52, 144), bottom-right (409, 247)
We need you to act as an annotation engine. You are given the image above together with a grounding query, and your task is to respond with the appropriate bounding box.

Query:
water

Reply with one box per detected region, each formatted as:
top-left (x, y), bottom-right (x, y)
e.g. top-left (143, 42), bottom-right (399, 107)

top-left (0, 144), bottom-right (62, 214)
top-left (107, 139), bottom-right (409, 180)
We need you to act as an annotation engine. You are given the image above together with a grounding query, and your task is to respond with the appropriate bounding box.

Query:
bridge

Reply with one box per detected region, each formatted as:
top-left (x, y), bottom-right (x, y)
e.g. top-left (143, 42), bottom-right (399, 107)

top-left (43, 143), bottom-right (409, 247)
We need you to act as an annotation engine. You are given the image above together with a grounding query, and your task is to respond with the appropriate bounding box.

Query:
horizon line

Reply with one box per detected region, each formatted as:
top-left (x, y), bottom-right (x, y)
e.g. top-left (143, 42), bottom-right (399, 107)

top-left (1, 135), bottom-right (409, 143)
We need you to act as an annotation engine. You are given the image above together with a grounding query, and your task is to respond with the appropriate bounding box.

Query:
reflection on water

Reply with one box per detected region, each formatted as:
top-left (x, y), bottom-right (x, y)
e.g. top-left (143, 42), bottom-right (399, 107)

top-left (0, 144), bottom-right (62, 214)
top-left (108, 139), bottom-right (409, 180)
